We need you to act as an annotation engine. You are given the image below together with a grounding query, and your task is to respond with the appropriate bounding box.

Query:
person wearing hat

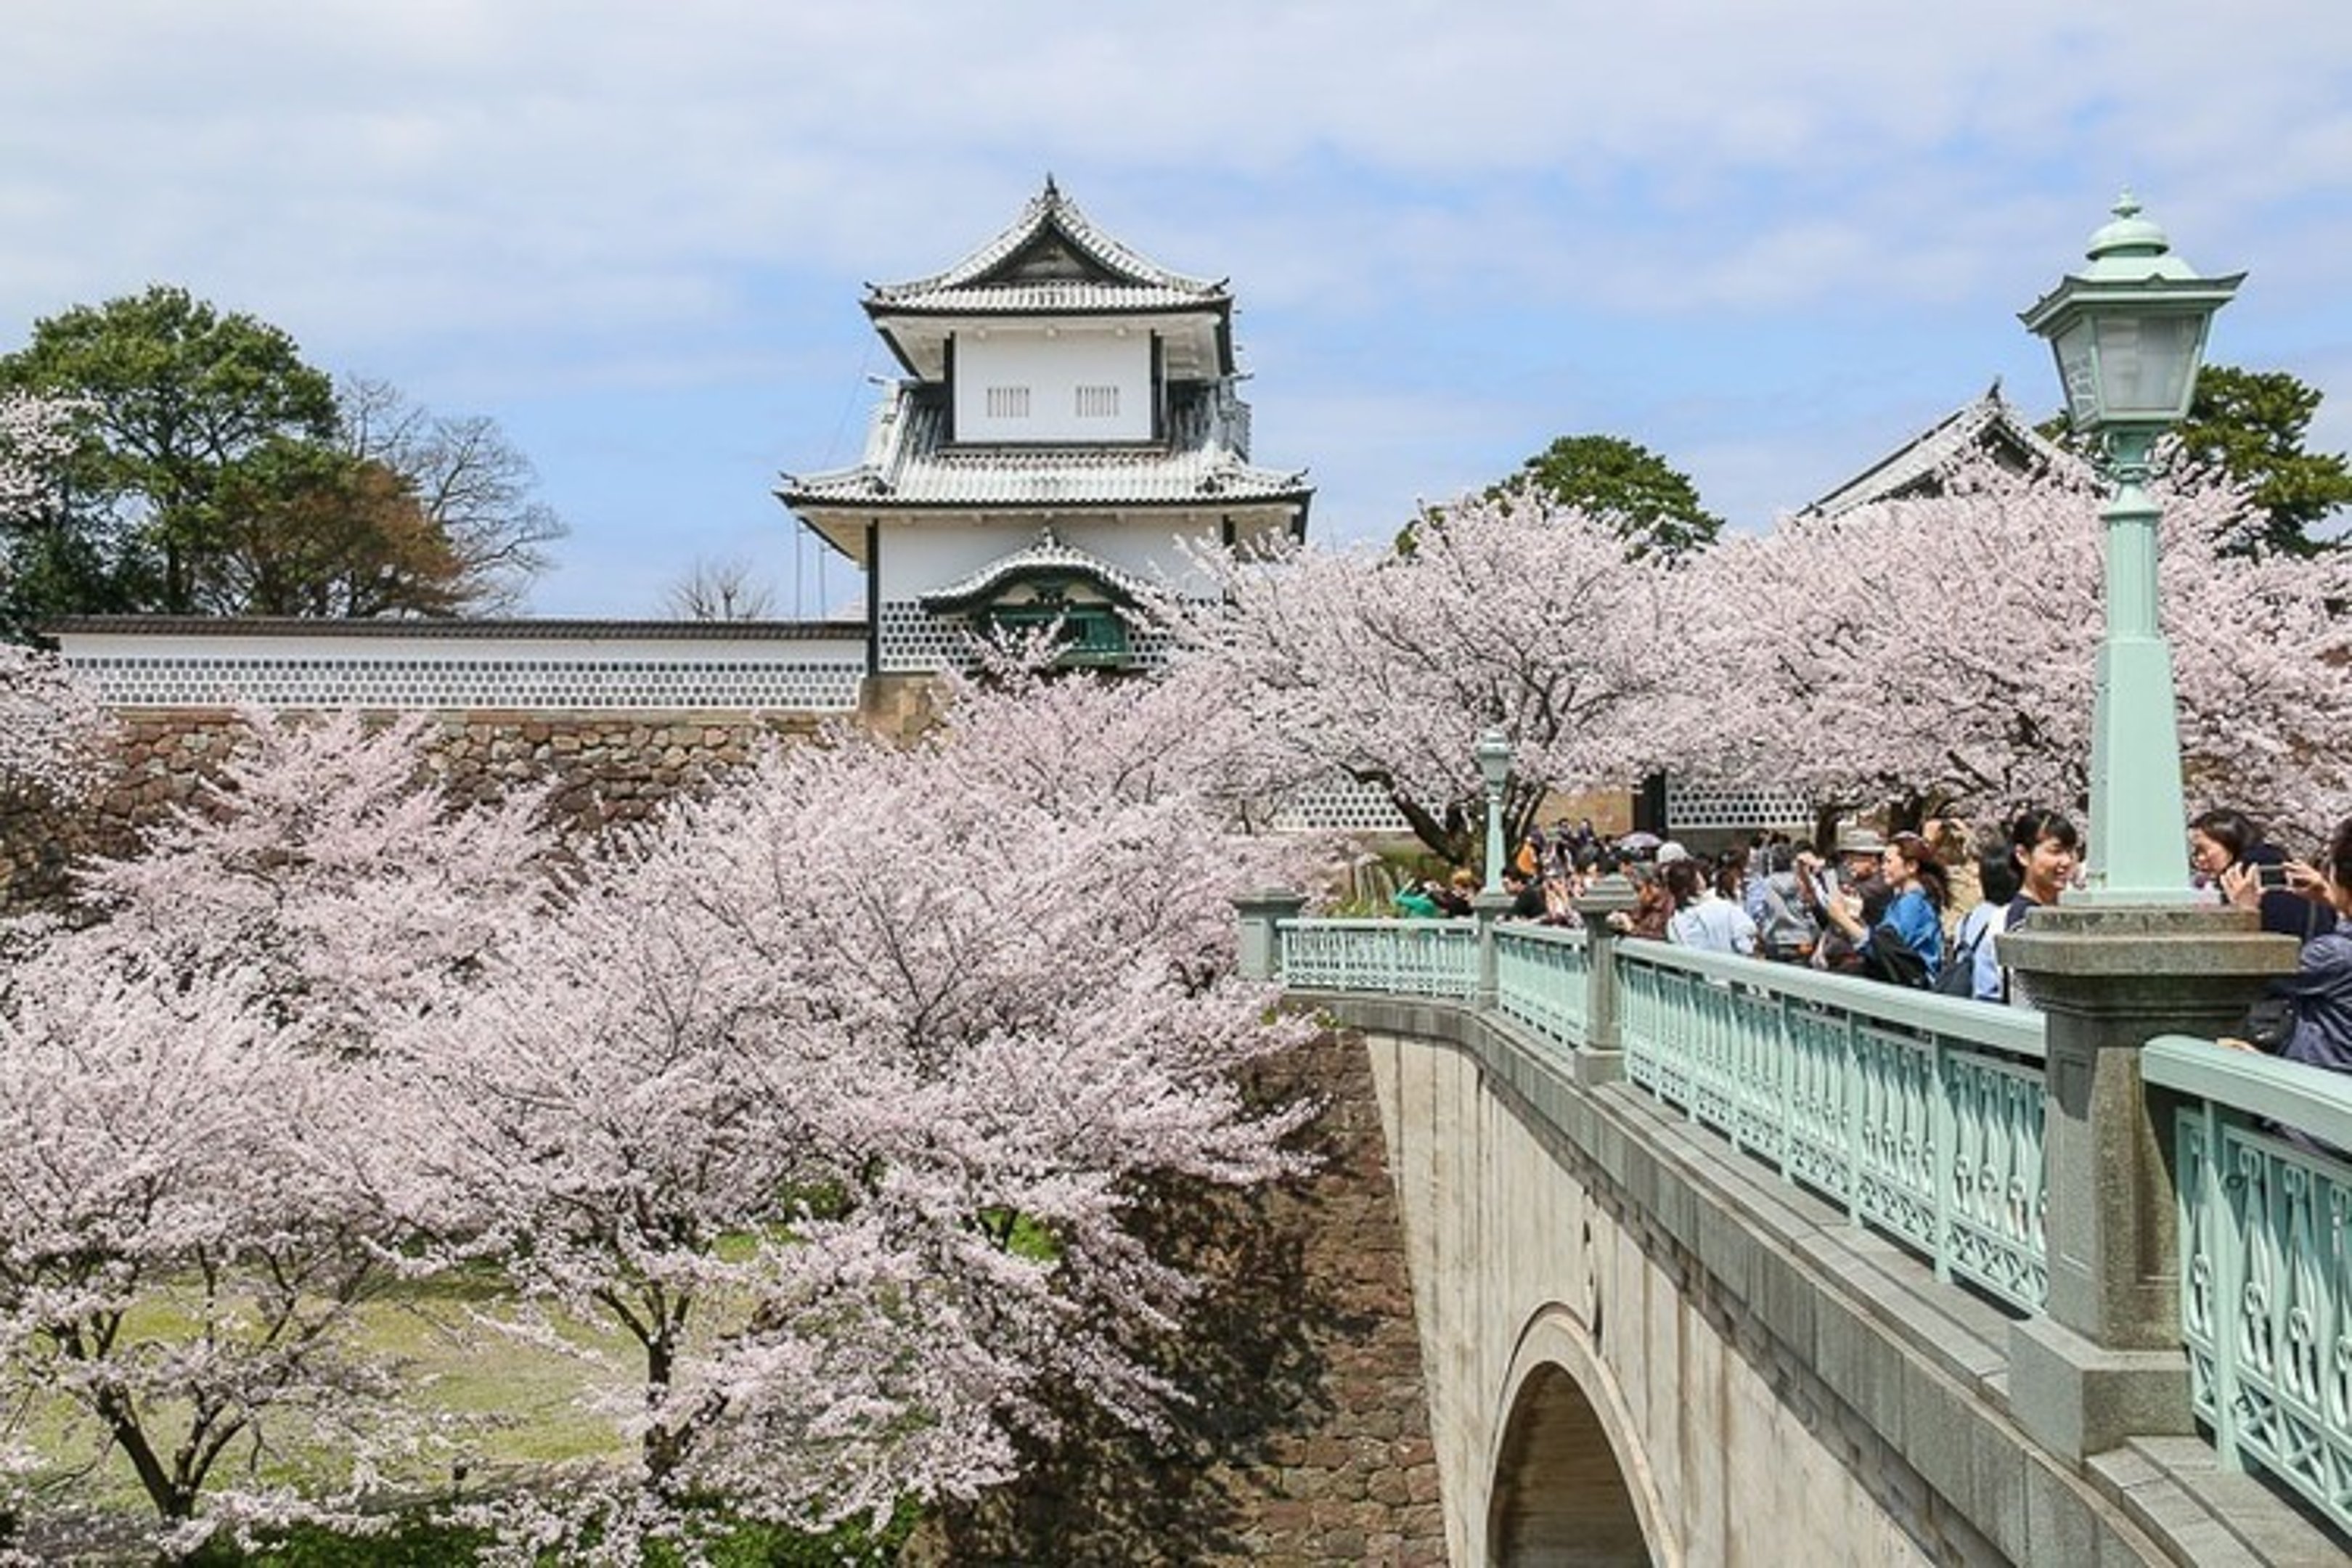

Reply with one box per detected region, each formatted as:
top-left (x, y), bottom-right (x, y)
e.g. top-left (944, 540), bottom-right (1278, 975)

top-left (1832, 823), bottom-right (1886, 879)
top-left (1818, 830), bottom-right (1949, 987)
top-left (1800, 824), bottom-right (1887, 973)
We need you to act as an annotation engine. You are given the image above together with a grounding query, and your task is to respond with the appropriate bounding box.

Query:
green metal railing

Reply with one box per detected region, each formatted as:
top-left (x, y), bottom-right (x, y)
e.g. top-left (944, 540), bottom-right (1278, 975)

top-left (2144, 1037), bottom-right (2352, 1538)
top-left (1495, 923), bottom-right (1589, 1048)
top-left (1265, 910), bottom-right (2352, 1536)
top-left (1275, 916), bottom-right (2050, 1312)
top-left (1614, 943), bottom-right (2049, 1313)
top-left (1278, 918), bottom-right (1478, 998)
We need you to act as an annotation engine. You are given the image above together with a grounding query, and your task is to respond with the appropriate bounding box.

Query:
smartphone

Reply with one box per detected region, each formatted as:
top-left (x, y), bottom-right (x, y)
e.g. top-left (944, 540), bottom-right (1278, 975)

top-left (2255, 865), bottom-right (2292, 891)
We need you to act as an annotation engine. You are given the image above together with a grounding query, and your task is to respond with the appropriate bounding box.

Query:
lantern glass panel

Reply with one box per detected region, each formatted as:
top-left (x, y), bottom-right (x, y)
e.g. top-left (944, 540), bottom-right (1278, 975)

top-left (2092, 313), bottom-right (2201, 422)
top-left (2053, 319), bottom-right (2101, 427)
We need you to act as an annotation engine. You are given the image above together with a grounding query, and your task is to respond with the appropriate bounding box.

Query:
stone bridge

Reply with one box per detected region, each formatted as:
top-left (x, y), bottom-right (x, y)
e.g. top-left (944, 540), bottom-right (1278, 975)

top-left (1238, 896), bottom-right (2352, 1566)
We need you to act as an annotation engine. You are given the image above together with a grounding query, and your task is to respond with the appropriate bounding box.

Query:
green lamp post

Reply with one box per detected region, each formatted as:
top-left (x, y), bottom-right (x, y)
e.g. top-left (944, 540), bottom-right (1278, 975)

top-left (2020, 192), bottom-right (2242, 905)
top-left (1475, 727), bottom-right (1512, 894)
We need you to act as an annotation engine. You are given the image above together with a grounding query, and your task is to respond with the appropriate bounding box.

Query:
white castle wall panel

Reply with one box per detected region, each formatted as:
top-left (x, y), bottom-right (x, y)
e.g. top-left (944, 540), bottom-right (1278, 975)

top-left (877, 519), bottom-right (1226, 604)
top-left (955, 330), bottom-right (1151, 442)
top-left (60, 629), bottom-right (867, 713)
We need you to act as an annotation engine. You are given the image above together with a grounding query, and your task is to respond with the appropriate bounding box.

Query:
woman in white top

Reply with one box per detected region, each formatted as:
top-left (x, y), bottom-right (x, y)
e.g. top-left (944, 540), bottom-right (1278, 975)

top-left (1664, 857), bottom-right (1760, 956)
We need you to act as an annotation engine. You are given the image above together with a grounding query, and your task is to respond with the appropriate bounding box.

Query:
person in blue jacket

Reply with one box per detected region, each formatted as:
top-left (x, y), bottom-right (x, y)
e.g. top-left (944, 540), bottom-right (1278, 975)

top-left (1822, 830), bottom-right (1948, 987)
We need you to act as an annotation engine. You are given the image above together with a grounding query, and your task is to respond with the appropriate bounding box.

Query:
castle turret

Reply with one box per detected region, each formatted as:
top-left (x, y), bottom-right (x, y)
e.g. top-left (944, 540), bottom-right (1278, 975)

top-left (779, 179), bottom-right (1312, 674)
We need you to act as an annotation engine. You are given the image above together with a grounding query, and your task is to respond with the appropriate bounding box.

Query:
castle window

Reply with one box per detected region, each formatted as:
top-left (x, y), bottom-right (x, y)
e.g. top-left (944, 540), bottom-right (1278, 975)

top-left (985, 385), bottom-right (1032, 419)
top-left (1074, 384), bottom-right (1120, 419)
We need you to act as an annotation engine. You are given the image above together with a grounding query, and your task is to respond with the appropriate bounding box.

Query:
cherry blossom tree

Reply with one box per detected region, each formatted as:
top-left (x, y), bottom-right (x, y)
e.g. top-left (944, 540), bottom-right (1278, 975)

top-left (0, 946), bottom-right (456, 1558)
top-left (0, 644), bottom-right (107, 809)
top-left (1667, 454), bottom-right (2352, 846)
top-left (0, 393), bottom-right (75, 526)
top-left (75, 706), bottom-right (558, 1050)
top-left (1, 709), bottom-right (556, 1553)
top-left (3, 669), bottom-right (1312, 1555)
top-left (940, 635), bottom-right (1306, 828)
top-left (417, 674), bottom-right (1316, 1556)
top-left (0, 390), bottom-right (121, 641)
top-left (1159, 483), bottom-right (1681, 865)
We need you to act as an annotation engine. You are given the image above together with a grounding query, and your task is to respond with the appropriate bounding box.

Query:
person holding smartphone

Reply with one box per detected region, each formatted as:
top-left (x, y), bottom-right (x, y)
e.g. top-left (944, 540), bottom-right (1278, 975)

top-left (2190, 807), bottom-right (2337, 942)
top-left (2218, 817), bottom-right (2352, 1077)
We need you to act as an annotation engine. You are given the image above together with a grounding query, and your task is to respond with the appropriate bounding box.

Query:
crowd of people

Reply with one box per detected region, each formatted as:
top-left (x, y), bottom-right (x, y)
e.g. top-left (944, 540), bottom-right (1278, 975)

top-left (1390, 807), bottom-right (2352, 1066)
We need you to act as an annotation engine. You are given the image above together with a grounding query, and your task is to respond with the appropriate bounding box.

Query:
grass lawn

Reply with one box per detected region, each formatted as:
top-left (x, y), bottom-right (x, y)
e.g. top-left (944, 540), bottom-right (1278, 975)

top-left (11, 1263), bottom-right (922, 1561)
top-left (15, 1269), bottom-right (637, 1527)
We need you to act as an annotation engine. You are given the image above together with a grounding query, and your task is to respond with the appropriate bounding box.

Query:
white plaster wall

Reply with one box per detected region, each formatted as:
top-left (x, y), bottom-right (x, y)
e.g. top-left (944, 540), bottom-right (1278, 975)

top-left (1363, 1032), bottom-right (1932, 1568)
top-left (955, 328), bottom-right (1151, 441)
top-left (874, 516), bottom-right (1235, 601)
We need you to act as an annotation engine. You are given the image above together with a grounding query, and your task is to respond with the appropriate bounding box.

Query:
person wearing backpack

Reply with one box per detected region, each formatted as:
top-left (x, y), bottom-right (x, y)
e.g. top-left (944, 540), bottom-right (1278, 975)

top-left (1940, 843), bottom-right (2022, 1000)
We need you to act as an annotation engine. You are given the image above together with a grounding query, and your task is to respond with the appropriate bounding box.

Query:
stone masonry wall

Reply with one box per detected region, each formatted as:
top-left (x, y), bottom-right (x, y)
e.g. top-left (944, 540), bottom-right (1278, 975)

top-left (906, 1029), bottom-right (1447, 1567)
top-left (0, 708), bottom-right (839, 915)
top-left (1, 671), bottom-right (961, 918)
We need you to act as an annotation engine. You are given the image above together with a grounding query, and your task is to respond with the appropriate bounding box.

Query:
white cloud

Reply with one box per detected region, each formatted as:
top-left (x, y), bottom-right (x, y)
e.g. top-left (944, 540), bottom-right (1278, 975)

top-left (5, 2), bottom-right (2349, 613)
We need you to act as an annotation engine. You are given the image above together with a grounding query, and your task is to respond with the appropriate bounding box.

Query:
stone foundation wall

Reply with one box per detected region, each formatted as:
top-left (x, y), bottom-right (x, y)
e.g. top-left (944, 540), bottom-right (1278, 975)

top-left (0, 706), bottom-right (838, 915)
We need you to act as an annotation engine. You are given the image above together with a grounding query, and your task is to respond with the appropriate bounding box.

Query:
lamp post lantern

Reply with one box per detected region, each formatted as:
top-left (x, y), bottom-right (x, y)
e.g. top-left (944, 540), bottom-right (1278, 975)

top-left (1475, 727), bottom-right (1512, 894)
top-left (2020, 193), bottom-right (2242, 905)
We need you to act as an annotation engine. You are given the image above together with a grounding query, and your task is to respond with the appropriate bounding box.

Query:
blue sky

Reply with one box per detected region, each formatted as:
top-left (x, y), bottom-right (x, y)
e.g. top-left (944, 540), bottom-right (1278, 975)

top-left (7, 2), bottom-right (2352, 617)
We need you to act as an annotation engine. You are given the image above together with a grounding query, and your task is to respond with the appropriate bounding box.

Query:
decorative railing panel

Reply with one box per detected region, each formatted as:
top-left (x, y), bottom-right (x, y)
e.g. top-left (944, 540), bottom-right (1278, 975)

top-left (1265, 911), bottom-right (2352, 1535)
top-left (2146, 1037), bottom-right (2352, 1540)
top-left (1275, 916), bottom-right (2049, 1314)
top-left (1494, 925), bottom-right (1588, 1051)
top-left (1614, 944), bottom-right (2048, 1312)
top-left (1278, 919), bottom-right (1477, 998)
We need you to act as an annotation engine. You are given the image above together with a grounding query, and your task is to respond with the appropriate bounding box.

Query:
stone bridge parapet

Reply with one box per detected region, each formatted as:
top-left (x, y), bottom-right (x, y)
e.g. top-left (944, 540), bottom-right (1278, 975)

top-left (1267, 899), bottom-right (2351, 1567)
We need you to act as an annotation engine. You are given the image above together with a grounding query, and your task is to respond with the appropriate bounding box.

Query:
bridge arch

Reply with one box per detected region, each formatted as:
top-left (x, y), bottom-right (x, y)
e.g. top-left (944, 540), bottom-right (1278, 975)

top-left (1486, 1304), bottom-right (1677, 1568)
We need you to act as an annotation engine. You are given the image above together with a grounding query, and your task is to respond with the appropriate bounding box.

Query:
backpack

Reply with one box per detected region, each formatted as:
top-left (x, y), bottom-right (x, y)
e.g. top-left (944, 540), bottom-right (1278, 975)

top-left (1866, 920), bottom-right (1934, 989)
top-left (1934, 904), bottom-right (2004, 998)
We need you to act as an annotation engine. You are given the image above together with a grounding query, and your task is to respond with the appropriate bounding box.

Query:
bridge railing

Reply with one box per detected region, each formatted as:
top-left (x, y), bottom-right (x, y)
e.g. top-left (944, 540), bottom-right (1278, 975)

top-left (1278, 918), bottom-right (1479, 997)
top-left (2142, 1036), bottom-right (2352, 1540)
top-left (1494, 923), bottom-right (1589, 1047)
top-left (1268, 912), bottom-right (2050, 1314)
top-left (1614, 942), bottom-right (2049, 1313)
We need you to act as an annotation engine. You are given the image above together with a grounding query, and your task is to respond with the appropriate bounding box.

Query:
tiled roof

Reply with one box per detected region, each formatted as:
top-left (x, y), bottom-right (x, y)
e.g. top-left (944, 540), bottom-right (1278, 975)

top-left (918, 528), bottom-right (1153, 611)
top-left (1801, 382), bottom-right (2085, 519)
top-left (779, 383), bottom-right (1311, 511)
top-left (867, 178), bottom-right (1227, 316)
top-left (873, 281), bottom-right (1213, 316)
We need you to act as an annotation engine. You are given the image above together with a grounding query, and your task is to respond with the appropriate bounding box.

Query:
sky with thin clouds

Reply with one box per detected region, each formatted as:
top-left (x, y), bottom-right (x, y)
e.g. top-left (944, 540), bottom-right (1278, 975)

top-left (7, 2), bottom-right (2351, 616)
